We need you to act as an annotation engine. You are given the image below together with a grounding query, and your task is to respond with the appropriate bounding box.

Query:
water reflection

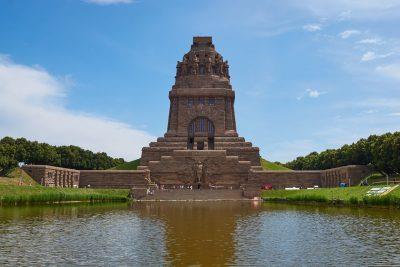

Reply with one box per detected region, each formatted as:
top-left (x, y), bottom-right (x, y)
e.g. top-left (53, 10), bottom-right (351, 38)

top-left (0, 202), bottom-right (400, 266)
top-left (129, 201), bottom-right (261, 265)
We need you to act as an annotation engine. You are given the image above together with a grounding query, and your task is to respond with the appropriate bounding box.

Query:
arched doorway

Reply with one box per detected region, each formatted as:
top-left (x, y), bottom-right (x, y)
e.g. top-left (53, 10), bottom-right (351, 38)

top-left (187, 117), bottom-right (215, 150)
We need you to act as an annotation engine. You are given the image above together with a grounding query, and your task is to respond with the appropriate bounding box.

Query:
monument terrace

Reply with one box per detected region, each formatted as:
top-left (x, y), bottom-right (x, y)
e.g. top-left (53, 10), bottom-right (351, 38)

top-left (23, 37), bottom-right (371, 198)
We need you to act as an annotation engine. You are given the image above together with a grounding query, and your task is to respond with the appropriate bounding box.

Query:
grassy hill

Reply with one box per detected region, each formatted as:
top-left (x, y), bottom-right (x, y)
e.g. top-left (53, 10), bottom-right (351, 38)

top-left (0, 168), bottom-right (38, 186)
top-left (110, 159), bottom-right (141, 170)
top-left (111, 158), bottom-right (291, 171)
top-left (261, 158), bottom-right (291, 171)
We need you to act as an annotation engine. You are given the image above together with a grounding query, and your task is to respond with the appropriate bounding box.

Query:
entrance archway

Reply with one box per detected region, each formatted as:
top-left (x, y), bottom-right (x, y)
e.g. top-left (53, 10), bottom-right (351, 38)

top-left (187, 117), bottom-right (215, 150)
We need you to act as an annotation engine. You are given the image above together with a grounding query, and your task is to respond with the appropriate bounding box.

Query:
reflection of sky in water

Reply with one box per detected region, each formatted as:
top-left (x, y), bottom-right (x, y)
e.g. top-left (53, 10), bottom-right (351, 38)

top-left (1, 202), bottom-right (400, 266)
top-left (234, 204), bottom-right (400, 266)
top-left (0, 204), bottom-right (167, 265)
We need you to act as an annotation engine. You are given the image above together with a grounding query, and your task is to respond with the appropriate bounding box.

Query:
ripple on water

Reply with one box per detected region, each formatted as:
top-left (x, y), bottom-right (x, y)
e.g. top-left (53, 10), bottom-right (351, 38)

top-left (0, 202), bottom-right (400, 266)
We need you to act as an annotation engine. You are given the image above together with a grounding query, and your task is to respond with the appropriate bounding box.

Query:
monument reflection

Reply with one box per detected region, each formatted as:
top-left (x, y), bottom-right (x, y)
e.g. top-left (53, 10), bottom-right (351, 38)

top-left (129, 201), bottom-right (261, 266)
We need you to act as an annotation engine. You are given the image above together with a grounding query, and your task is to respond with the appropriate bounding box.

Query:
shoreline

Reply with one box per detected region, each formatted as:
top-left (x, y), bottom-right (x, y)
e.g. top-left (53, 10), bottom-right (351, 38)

top-left (262, 186), bottom-right (400, 208)
top-left (0, 184), bottom-right (130, 206)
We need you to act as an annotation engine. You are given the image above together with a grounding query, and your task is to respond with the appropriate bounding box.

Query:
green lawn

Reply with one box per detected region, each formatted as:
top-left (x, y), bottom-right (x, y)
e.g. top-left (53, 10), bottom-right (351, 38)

top-left (260, 158), bottom-right (291, 171)
top-left (0, 168), bottom-right (38, 186)
top-left (111, 159), bottom-right (141, 170)
top-left (262, 185), bottom-right (400, 206)
top-left (0, 184), bottom-right (130, 206)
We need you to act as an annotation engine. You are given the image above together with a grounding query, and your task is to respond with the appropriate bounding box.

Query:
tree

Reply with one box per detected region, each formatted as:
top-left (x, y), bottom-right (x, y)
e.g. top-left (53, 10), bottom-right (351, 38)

top-left (0, 136), bottom-right (125, 173)
top-left (284, 131), bottom-right (400, 176)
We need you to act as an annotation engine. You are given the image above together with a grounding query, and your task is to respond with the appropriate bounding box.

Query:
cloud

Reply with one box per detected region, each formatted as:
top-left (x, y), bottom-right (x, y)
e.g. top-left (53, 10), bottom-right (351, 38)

top-left (84, 0), bottom-right (134, 5)
top-left (338, 10), bottom-right (352, 21)
top-left (302, 24), bottom-right (322, 32)
top-left (376, 64), bottom-right (400, 80)
top-left (339, 30), bottom-right (360, 39)
top-left (360, 51), bottom-right (392, 62)
top-left (297, 89), bottom-right (326, 100)
top-left (0, 55), bottom-right (154, 160)
top-left (389, 112), bottom-right (400, 116)
top-left (289, 1), bottom-right (400, 20)
top-left (358, 38), bottom-right (382, 44)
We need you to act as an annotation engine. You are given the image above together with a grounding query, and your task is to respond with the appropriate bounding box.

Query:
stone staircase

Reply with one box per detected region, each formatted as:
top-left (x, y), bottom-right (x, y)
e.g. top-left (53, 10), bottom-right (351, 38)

top-left (141, 136), bottom-right (260, 166)
top-left (141, 189), bottom-right (245, 201)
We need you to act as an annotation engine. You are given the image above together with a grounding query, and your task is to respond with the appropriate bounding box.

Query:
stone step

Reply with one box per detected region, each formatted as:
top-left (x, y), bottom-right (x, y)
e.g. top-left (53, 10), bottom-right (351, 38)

top-left (216, 147), bottom-right (260, 152)
top-left (141, 189), bottom-right (245, 201)
top-left (215, 142), bottom-right (252, 147)
top-left (150, 141), bottom-right (187, 147)
top-left (250, 166), bottom-right (263, 171)
top-left (157, 137), bottom-right (188, 142)
top-left (156, 136), bottom-right (247, 142)
top-left (142, 147), bottom-right (182, 152)
top-left (214, 137), bottom-right (245, 142)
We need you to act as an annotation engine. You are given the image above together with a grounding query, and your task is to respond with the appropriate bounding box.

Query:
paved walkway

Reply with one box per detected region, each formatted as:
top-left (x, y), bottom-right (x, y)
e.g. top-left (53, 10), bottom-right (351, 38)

top-left (140, 189), bottom-right (246, 201)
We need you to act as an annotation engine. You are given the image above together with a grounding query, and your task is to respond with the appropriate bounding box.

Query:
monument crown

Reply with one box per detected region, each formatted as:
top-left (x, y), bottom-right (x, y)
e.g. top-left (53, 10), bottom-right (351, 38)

top-left (174, 36), bottom-right (230, 89)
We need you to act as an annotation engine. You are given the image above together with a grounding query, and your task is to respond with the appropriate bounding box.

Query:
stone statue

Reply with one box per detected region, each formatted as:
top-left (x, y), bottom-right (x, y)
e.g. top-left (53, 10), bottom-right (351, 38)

top-left (223, 61), bottom-right (230, 78)
top-left (192, 161), bottom-right (204, 185)
top-left (205, 56), bottom-right (212, 74)
top-left (191, 55), bottom-right (199, 75)
top-left (218, 62), bottom-right (224, 76)
top-left (181, 62), bottom-right (187, 76)
top-left (196, 162), bottom-right (203, 183)
top-left (176, 61), bottom-right (182, 77)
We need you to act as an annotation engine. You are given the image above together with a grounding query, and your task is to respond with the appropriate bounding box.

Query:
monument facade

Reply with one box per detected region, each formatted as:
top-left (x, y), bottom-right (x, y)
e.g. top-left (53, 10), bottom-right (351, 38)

top-left (139, 37), bottom-right (261, 189)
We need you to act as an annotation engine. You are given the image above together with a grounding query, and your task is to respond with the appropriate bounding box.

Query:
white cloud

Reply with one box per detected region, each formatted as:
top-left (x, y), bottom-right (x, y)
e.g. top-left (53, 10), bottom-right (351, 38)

top-left (361, 51), bottom-right (392, 62)
top-left (339, 30), bottom-right (360, 39)
top-left (297, 89), bottom-right (326, 100)
top-left (376, 64), bottom-right (400, 80)
top-left (0, 55), bottom-right (154, 161)
top-left (358, 38), bottom-right (382, 44)
top-left (389, 112), bottom-right (400, 116)
top-left (307, 89), bottom-right (323, 98)
top-left (302, 24), bottom-right (322, 32)
top-left (289, 1), bottom-right (400, 20)
top-left (85, 0), bottom-right (133, 5)
top-left (338, 10), bottom-right (352, 21)
top-left (360, 51), bottom-right (375, 61)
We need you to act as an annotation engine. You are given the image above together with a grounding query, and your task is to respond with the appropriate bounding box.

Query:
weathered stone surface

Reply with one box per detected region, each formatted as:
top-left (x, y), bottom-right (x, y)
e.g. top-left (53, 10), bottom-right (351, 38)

top-left (141, 36), bottom-right (261, 185)
top-left (245, 165), bottom-right (373, 190)
top-left (79, 170), bottom-right (150, 188)
top-left (22, 165), bottom-right (80, 188)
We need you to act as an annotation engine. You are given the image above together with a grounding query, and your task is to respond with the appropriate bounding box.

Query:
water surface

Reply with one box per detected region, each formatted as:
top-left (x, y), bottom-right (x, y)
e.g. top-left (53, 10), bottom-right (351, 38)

top-left (1, 202), bottom-right (400, 266)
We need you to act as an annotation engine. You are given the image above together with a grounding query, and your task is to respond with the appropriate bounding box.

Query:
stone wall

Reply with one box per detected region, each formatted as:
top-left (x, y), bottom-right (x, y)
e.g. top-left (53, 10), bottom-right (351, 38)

top-left (148, 150), bottom-right (251, 189)
top-left (321, 165), bottom-right (372, 187)
top-left (247, 165), bottom-right (372, 189)
top-left (248, 170), bottom-right (322, 189)
top-left (79, 170), bottom-right (150, 189)
top-left (21, 163), bottom-right (371, 190)
top-left (22, 165), bottom-right (80, 188)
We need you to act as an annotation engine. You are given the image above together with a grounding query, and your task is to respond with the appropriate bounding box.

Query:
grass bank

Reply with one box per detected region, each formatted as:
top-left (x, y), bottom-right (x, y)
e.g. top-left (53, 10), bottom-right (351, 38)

top-left (110, 159), bottom-right (141, 170)
top-left (0, 184), bottom-right (130, 206)
top-left (262, 186), bottom-right (400, 207)
top-left (260, 158), bottom-right (292, 171)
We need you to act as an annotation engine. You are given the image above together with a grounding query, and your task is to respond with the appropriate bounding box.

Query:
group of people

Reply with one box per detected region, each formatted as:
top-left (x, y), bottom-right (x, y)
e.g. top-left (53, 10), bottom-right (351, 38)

top-left (160, 184), bottom-right (194, 190)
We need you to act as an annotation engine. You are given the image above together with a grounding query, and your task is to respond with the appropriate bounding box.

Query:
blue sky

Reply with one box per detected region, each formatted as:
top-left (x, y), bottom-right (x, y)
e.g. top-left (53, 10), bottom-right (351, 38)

top-left (0, 0), bottom-right (399, 162)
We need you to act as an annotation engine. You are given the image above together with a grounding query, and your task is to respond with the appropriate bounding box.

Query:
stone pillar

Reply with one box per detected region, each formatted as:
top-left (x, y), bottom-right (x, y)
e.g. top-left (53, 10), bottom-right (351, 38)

top-left (69, 172), bottom-right (73, 187)
top-left (62, 171), bottom-right (66, 187)
top-left (54, 171), bottom-right (58, 187)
